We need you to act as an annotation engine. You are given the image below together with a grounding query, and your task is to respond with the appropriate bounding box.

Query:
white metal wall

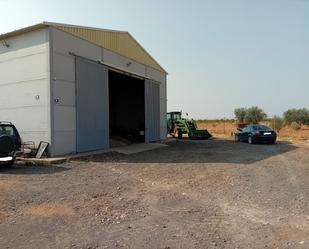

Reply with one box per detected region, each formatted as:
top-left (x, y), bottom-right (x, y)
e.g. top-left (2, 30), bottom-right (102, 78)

top-left (50, 27), bottom-right (167, 156)
top-left (0, 29), bottom-right (50, 147)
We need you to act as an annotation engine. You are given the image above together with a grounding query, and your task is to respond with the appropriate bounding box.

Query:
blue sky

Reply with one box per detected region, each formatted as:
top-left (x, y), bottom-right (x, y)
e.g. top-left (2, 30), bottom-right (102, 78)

top-left (1, 0), bottom-right (308, 118)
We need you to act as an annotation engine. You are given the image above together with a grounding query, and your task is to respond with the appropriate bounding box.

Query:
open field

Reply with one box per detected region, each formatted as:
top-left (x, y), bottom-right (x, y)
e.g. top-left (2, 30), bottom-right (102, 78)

top-left (197, 121), bottom-right (309, 142)
top-left (1, 139), bottom-right (309, 249)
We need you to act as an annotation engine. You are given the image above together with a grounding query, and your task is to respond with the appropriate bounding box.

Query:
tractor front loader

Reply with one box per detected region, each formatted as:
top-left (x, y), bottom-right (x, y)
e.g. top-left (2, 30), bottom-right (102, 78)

top-left (167, 112), bottom-right (211, 139)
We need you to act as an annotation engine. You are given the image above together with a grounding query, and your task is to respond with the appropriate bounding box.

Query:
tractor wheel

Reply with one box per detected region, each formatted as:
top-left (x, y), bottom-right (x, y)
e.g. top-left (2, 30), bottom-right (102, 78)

top-left (174, 128), bottom-right (179, 139)
top-left (174, 128), bottom-right (182, 139)
top-left (178, 130), bottom-right (183, 139)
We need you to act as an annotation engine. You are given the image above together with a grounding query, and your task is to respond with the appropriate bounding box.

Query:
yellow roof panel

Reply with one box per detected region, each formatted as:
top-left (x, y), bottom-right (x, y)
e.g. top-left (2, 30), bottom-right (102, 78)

top-left (47, 22), bottom-right (166, 73)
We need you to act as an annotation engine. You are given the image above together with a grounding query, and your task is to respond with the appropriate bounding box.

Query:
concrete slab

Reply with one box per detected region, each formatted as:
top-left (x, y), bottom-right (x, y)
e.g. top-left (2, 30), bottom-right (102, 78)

top-left (111, 142), bottom-right (167, 155)
top-left (17, 157), bottom-right (67, 165)
top-left (67, 148), bottom-right (112, 160)
top-left (16, 143), bottom-right (167, 164)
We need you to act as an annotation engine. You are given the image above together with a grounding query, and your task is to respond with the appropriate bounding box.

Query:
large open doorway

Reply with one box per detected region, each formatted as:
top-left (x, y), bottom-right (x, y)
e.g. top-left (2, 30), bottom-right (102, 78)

top-left (109, 70), bottom-right (145, 146)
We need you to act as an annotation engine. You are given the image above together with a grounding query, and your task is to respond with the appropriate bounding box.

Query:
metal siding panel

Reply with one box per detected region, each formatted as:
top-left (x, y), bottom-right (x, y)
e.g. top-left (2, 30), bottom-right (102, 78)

top-left (53, 106), bottom-right (76, 132)
top-left (145, 82), bottom-right (150, 142)
top-left (0, 29), bottom-right (50, 148)
top-left (52, 53), bottom-right (75, 82)
top-left (52, 106), bottom-right (76, 155)
top-left (103, 49), bottom-right (147, 77)
top-left (0, 52), bottom-right (47, 85)
top-left (52, 28), bottom-right (101, 62)
top-left (54, 130), bottom-right (76, 156)
top-left (0, 29), bottom-right (47, 55)
top-left (160, 76), bottom-right (167, 140)
top-left (145, 80), bottom-right (160, 142)
top-left (50, 31), bottom-right (77, 156)
top-left (76, 58), bottom-right (109, 152)
top-left (0, 24), bottom-right (47, 41)
top-left (155, 84), bottom-right (160, 139)
top-left (146, 67), bottom-right (166, 83)
top-left (51, 28), bottom-right (104, 156)
top-left (53, 81), bottom-right (75, 107)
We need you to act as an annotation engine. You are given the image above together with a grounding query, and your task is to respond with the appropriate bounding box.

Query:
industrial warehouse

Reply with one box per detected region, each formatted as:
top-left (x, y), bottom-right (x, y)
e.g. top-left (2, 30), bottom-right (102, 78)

top-left (1, 3), bottom-right (309, 249)
top-left (0, 22), bottom-right (167, 156)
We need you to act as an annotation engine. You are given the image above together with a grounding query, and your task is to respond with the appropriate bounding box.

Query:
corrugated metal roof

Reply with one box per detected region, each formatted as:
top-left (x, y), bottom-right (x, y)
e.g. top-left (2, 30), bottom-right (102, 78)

top-left (0, 22), bottom-right (167, 73)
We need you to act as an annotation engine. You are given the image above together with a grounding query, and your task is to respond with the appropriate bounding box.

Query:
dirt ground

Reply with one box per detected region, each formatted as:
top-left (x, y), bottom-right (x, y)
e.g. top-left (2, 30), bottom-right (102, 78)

top-left (1, 138), bottom-right (309, 249)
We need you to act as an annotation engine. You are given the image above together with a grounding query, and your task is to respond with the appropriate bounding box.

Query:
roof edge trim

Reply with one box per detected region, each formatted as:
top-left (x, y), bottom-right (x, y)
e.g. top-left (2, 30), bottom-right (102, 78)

top-left (43, 21), bottom-right (127, 34)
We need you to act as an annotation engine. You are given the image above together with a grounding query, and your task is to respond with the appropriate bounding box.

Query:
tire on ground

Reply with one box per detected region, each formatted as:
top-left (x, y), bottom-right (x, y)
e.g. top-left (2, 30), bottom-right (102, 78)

top-left (0, 135), bottom-right (14, 156)
top-left (174, 128), bottom-right (182, 139)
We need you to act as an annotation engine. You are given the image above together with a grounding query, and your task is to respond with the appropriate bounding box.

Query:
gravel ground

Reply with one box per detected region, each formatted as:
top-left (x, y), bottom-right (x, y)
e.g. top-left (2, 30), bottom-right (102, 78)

top-left (0, 138), bottom-right (309, 249)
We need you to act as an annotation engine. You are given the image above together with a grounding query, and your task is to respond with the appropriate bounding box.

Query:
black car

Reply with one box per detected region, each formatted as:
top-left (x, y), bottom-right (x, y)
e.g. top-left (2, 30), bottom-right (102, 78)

top-left (235, 124), bottom-right (277, 144)
top-left (0, 122), bottom-right (22, 167)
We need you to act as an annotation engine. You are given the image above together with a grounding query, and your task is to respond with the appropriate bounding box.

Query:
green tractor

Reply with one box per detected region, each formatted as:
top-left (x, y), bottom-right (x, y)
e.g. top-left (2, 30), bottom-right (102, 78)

top-left (167, 111), bottom-right (212, 139)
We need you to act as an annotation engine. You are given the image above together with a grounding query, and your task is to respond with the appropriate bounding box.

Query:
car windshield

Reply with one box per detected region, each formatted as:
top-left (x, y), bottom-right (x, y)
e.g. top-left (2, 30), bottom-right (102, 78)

top-left (252, 125), bottom-right (273, 131)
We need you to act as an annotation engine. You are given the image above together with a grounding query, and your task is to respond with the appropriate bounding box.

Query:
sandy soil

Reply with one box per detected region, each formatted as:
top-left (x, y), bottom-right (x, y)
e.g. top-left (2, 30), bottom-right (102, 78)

top-left (0, 138), bottom-right (309, 249)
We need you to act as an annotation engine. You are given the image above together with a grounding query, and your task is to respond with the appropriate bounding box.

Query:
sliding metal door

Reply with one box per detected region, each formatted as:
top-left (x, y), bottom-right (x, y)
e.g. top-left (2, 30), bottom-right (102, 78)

top-left (76, 58), bottom-right (109, 152)
top-left (145, 80), bottom-right (160, 142)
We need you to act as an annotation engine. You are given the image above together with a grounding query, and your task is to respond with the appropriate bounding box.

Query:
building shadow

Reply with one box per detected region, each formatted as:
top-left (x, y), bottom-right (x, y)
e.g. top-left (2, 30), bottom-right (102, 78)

top-left (0, 164), bottom-right (70, 175)
top-left (76, 138), bottom-right (298, 165)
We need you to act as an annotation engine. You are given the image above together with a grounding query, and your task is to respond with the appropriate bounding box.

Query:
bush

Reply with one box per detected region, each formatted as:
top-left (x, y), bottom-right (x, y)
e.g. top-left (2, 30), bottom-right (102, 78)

top-left (291, 121), bottom-right (301, 130)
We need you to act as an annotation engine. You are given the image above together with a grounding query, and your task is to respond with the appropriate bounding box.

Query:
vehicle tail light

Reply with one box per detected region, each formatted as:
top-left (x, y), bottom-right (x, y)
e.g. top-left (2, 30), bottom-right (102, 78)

top-left (255, 131), bottom-right (262, 136)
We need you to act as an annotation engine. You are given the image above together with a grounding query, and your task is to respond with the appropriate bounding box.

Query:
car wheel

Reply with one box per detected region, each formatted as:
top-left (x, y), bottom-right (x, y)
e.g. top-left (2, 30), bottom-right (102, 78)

top-left (248, 136), bottom-right (254, 144)
top-left (235, 135), bottom-right (240, 142)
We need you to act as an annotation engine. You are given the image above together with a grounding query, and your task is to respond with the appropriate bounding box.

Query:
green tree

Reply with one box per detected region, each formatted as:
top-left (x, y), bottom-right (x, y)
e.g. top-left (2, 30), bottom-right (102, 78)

top-left (298, 108), bottom-right (309, 125)
top-left (244, 106), bottom-right (267, 124)
top-left (283, 108), bottom-right (309, 125)
top-left (234, 108), bottom-right (247, 123)
top-left (283, 109), bottom-right (300, 125)
top-left (269, 116), bottom-right (284, 132)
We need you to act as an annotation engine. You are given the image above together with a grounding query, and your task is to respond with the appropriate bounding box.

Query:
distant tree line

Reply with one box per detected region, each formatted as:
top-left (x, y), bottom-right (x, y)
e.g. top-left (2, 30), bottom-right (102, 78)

top-left (234, 107), bottom-right (309, 131)
top-left (195, 118), bottom-right (235, 123)
top-left (196, 107), bottom-right (309, 132)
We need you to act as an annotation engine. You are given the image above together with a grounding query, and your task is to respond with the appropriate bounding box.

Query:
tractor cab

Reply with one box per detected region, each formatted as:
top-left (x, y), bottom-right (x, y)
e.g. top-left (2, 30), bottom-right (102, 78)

top-left (167, 112), bottom-right (183, 134)
top-left (167, 112), bottom-right (182, 121)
